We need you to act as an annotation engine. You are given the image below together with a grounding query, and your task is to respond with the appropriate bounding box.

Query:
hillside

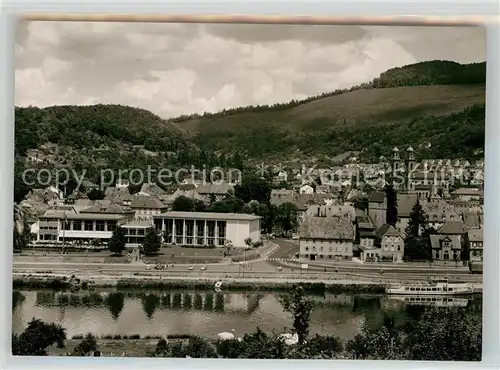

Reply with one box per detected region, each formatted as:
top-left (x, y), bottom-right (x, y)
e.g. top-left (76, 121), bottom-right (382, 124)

top-left (15, 104), bottom-right (191, 157)
top-left (14, 60), bottom-right (486, 201)
top-left (179, 84), bottom-right (485, 160)
top-left (173, 60), bottom-right (485, 161)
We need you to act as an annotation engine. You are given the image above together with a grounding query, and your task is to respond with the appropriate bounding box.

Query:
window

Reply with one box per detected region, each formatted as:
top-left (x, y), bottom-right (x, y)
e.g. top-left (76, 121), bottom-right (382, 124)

top-left (84, 221), bottom-right (93, 231)
top-left (73, 221), bottom-right (82, 231)
top-left (96, 221), bottom-right (105, 231)
top-left (107, 221), bottom-right (116, 232)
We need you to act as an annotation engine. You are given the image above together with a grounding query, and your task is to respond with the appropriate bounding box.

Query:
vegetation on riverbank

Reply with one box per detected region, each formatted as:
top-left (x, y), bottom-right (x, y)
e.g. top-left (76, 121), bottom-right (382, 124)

top-left (13, 275), bottom-right (385, 294)
top-left (13, 285), bottom-right (482, 360)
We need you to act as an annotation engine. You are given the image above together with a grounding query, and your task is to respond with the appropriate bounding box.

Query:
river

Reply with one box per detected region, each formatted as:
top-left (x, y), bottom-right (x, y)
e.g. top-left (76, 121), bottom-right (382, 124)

top-left (12, 289), bottom-right (482, 342)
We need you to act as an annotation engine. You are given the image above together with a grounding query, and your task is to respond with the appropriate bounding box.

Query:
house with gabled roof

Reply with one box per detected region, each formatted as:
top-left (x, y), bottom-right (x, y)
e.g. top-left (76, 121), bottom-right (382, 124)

top-left (130, 195), bottom-right (167, 221)
top-left (299, 215), bottom-right (354, 261)
top-left (377, 224), bottom-right (405, 262)
top-left (466, 229), bottom-right (483, 262)
top-left (430, 234), bottom-right (462, 262)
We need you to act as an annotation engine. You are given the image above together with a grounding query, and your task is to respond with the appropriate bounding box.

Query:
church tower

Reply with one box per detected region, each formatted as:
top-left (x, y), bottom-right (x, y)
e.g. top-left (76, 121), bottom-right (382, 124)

top-left (405, 146), bottom-right (415, 191)
top-left (391, 147), bottom-right (400, 189)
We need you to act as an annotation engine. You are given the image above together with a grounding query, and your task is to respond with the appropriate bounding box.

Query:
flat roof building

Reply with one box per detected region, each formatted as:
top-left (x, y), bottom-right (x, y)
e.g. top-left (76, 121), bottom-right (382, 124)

top-left (153, 211), bottom-right (261, 248)
top-left (37, 209), bottom-right (132, 245)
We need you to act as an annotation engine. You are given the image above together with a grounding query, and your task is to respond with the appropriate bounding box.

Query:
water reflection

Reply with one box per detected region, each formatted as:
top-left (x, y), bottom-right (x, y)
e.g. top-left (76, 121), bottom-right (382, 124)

top-left (13, 289), bottom-right (482, 341)
top-left (105, 292), bottom-right (125, 320)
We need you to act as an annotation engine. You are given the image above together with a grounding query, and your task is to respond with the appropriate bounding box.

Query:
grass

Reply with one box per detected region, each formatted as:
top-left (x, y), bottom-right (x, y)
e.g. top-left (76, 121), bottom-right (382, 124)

top-left (180, 84), bottom-right (485, 138)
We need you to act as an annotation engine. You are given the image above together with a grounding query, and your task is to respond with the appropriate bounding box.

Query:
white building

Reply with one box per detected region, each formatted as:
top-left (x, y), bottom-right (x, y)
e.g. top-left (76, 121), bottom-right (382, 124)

top-left (153, 211), bottom-right (261, 248)
top-left (122, 220), bottom-right (153, 248)
top-left (36, 209), bottom-right (133, 245)
top-left (130, 195), bottom-right (167, 221)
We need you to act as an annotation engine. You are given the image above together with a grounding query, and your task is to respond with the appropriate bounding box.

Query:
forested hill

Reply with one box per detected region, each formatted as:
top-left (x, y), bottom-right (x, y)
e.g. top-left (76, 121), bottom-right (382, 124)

top-left (175, 60), bottom-right (486, 162)
top-left (14, 104), bottom-right (191, 158)
top-left (372, 60), bottom-right (486, 88)
top-left (14, 60), bottom-right (486, 172)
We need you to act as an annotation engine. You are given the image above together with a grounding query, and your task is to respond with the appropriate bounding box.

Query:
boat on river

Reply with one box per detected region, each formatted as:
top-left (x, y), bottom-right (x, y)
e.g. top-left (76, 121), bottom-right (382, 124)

top-left (388, 295), bottom-right (469, 307)
top-left (385, 278), bottom-right (474, 296)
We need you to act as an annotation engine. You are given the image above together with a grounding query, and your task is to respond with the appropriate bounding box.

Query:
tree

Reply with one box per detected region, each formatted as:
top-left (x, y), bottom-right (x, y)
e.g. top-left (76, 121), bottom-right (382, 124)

top-left (87, 188), bottom-right (105, 200)
top-left (307, 334), bottom-right (343, 358)
top-left (206, 198), bottom-right (243, 213)
top-left (404, 235), bottom-right (431, 261)
top-left (244, 237), bottom-right (253, 248)
top-left (12, 318), bottom-right (66, 356)
top-left (155, 338), bottom-right (169, 357)
top-left (276, 202), bottom-right (299, 237)
top-left (278, 285), bottom-right (313, 347)
top-left (172, 196), bottom-right (197, 212)
top-left (13, 204), bottom-right (30, 252)
top-left (143, 228), bottom-right (161, 256)
top-left (383, 184), bottom-right (398, 226)
top-left (71, 333), bottom-right (98, 356)
top-left (108, 227), bottom-right (126, 256)
top-left (403, 307), bottom-right (481, 361)
top-left (352, 196), bottom-right (368, 212)
top-left (346, 323), bottom-right (406, 360)
top-left (234, 175), bottom-right (271, 204)
top-left (405, 200), bottom-right (427, 238)
top-left (404, 201), bottom-right (432, 261)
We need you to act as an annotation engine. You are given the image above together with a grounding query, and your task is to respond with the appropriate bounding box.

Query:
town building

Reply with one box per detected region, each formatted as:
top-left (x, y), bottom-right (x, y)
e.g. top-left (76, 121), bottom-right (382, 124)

top-left (430, 234), bottom-right (463, 262)
top-left (122, 220), bottom-right (153, 248)
top-left (395, 193), bottom-right (418, 234)
top-left (421, 200), bottom-right (461, 230)
top-left (36, 209), bottom-right (133, 245)
top-left (450, 188), bottom-right (484, 203)
top-left (153, 211), bottom-right (261, 248)
top-left (299, 215), bottom-right (354, 261)
top-left (355, 215), bottom-right (376, 248)
top-left (466, 229), bottom-right (483, 262)
top-left (436, 220), bottom-right (468, 242)
top-left (367, 191), bottom-right (386, 229)
top-left (299, 184), bottom-right (314, 194)
top-left (270, 189), bottom-right (295, 206)
top-left (195, 182), bottom-right (234, 202)
top-left (376, 224), bottom-right (405, 262)
top-left (130, 195), bottom-right (167, 221)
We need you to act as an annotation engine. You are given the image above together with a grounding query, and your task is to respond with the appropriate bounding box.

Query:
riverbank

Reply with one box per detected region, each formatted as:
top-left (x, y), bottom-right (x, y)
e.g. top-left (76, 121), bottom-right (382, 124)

top-left (48, 338), bottom-right (163, 357)
top-left (12, 274), bottom-right (387, 294)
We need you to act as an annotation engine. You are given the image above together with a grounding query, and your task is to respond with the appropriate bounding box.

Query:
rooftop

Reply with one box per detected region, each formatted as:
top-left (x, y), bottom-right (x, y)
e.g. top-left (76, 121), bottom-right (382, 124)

top-left (195, 182), bottom-right (233, 195)
top-left (156, 211), bottom-right (261, 221)
top-left (130, 195), bottom-right (166, 209)
top-left (467, 229), bottom-right (483, 242)
top-left (430, 235), bottom-right (462, 250)
top-left (299, 216), bottom-right (354, 240)
top-left (437, 221), bottom-right (468, 235)
top-left (368, 191), bottom-right (385, 203)
top-left (122, 220), bottom-right (154, 228)
top-left (40, 210), bottom-right (127, 221)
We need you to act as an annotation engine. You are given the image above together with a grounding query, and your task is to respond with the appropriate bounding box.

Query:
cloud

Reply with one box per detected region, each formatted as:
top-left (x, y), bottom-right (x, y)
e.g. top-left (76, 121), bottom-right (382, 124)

top-left (15, 21), bottom-right (486, 118)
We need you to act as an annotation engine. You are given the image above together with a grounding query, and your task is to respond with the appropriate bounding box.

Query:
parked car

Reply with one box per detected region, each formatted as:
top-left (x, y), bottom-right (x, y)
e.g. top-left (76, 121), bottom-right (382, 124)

top-left (188, 266), bottom-right (194, 271)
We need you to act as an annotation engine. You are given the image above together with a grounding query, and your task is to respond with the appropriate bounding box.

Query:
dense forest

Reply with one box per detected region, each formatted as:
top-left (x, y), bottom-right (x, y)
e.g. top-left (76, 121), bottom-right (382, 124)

top-left (14, 104), bottom-right (190, 157)
top-left (14, 60), bottom-right (486, 201)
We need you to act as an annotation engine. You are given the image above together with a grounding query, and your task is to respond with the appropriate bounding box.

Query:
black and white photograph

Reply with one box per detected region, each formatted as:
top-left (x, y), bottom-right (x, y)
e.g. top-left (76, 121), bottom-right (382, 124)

top-left (12, 20), bottom-right (486, 361)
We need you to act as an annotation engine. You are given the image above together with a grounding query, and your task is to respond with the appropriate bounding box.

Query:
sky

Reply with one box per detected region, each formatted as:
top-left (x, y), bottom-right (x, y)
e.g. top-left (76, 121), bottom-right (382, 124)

top-left (15, 21), bottom-right (486, 119)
